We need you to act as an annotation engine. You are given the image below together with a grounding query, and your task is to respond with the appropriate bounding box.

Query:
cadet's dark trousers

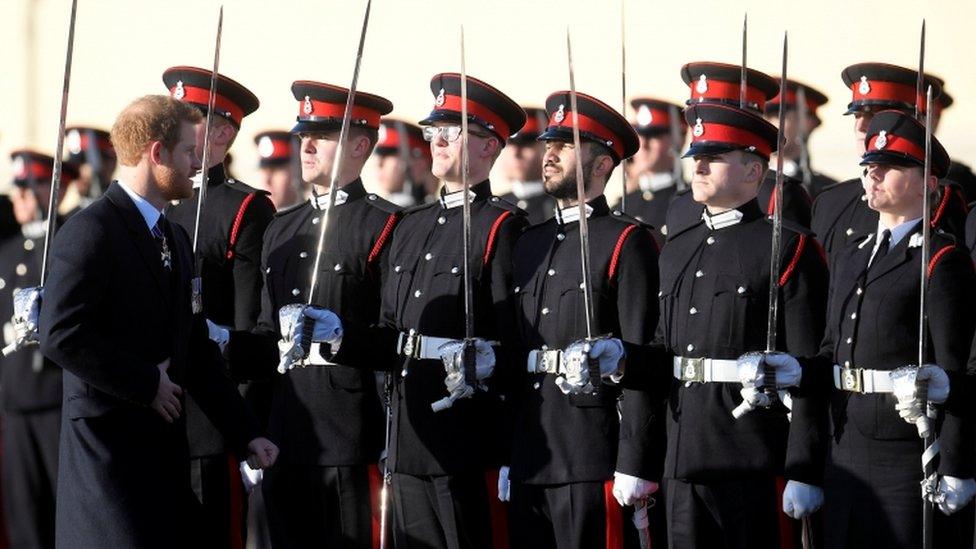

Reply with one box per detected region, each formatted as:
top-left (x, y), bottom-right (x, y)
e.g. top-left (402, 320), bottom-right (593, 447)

top-left (664, 476), bottom-right (781, 549)
top-left (509, 480), bottom-right (645, 549)
top-left (2, 409), bottom-right (59, 549)
top-left (826, 432), bottom-right (974, 549)
top-left (392, 471), bottom-right (492, 549)
top-left (189, 454), bottom-right (247, 549)
top-left (264, 463), bottom-right (373, 549)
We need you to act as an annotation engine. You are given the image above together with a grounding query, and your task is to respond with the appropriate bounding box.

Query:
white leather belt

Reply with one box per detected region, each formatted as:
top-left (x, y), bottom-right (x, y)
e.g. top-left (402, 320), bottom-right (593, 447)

top-left (306, 342), bottom-right (339, 366)
top-left (672, 356), bottom-right (739, 383)
top-left (396, 331), bottom-right (455, 361)
top-left (527, 349), bottom-right (564, 374)
top-left (833, 365), bottom-right (894, 394)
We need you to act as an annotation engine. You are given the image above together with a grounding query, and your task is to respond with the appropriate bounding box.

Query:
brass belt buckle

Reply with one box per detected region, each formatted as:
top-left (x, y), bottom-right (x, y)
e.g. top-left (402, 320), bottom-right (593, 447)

top-left (541, 350), bottom-right (561, 374)
top-left (680, 357), bottom-right (705, 383)
top-left (840, 367), bottom-right (863, 393)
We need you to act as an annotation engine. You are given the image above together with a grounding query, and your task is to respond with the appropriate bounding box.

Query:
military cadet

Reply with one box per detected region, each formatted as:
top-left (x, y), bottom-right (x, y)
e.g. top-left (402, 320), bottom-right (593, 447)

top-left (254, 130), bottom-right (302, 210)
top-left (501, 90), bottom-right (661, 548)
top-left (664, 63), bottom-right (813, 240)
top-left (811, 63), bottom-right (966, 262)
top-left (372, 118), bottom-right (433, 207)
top-left (500, 106), bottom-right (554, 224)
top-left (617, 96), bottom-right (686, 244)
top-left (214, 81), bottom-right (400, 547)
top-left (764, 79), bottom-right (836, 197)
top-left (791, 110), bottom-right (976, 548)
top-left (39, 93), bottom-right (277, 549)
top-left (379, 73), bottom-right (527, 548)
top-left (58, 126), bottom-right (116, 217)
top-left (0, 151), bottom-right (77, 549)
top-left (162, 66), bottom-right (277, 549)
top-left (655, 103), bottom-right (829, 549)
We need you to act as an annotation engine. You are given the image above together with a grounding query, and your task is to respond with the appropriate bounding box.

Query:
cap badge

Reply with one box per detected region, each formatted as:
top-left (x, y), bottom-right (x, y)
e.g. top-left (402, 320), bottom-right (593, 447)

top-left (554, 104), bottom-right (566, 123)
top-left (875, 130), bottom-right (888, 150)
top-left (173, 80), bottom-right (186, 100)
top-left (377, 124), bottom-right (388, 144)
top-left (696, 74), bottom-right (708, 94)
top-left (435, 88), bottom-right (446, 107)
top-left (636, 105), bottom-right (653, 127)
top-left (303, 96), bottom-right (314, 115)
top-left (692, 118), bottom-right (704, 137)
top-left (66, 129), bottom-right (82, 155)
top-left (257, 136), bottom-right (275, 158)
top-left (858, 76), bottom-right (871, 96)
top-left (11, 157), bottom-right (25, 179)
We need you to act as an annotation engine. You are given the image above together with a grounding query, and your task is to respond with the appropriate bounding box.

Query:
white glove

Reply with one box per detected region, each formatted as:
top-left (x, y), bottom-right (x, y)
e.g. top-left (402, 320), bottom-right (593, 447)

top-left (239, 461), bottom-right (264, 493)
top-left (891, 365), bottom-right (949, 438)
top-left (732, 352), bottom-right (799, 419)
top-left (555, 337), bottom-right (625, 395)
top-left (205, 319), bottom-right (230, 352)
top-left (431, 339), bottom-right (495, 412)
top-left (782, 480), bottom-right (824, 519)
top-left (934, 476), bottom-right (976, 515)
top-left (611, 471), bottom-right (658, 507)
top-left (498, 466), bottom-right (510, 502)
top-left (2, 287), bottom-right (43, 357)
top-left (276, 304), bottom-right (343, 373)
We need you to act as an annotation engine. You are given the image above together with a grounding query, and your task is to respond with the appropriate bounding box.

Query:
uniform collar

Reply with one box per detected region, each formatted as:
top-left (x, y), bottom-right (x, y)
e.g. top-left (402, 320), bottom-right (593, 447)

top-left (876, 217), bottom-right (921, 250)
top-left (511, 180), bottom-right (545, 200)
top-left (21, 221), bottom-right (45, 240)
top-left (638, 172), bottom-right (675, 193)
top-left (701, 199), bottom-right (762, 231)
top-left (311, 178), bottom-right (365, 210)
top-left (439, 179), bottom-right (491, 209)
top-left (192, 163), bottom-right (226, 189)
top-left (554, 195), bottom-right (609, 226)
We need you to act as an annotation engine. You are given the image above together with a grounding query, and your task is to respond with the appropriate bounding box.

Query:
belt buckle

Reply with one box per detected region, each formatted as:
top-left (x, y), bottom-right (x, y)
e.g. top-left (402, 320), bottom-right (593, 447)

top-left (680, 357), bottom-right (705, 383)
top-left (541, 350), bottom-right (561, 374)
top-left (840, 367), bottom-right (863, 393)
top-left (402, 330), bottom-right (421, 359)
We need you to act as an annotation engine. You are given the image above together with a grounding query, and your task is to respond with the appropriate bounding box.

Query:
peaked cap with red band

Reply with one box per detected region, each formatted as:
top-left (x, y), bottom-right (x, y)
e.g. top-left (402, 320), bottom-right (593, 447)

top-left (681, 62), bottom-right (779, 115)
top-left (65, 126), bottom-right (115, 163)
top-left (290, 81), bottom-right (393, 135)
top-left (10, 150), bottom-right (79, 188)
top-left (539, 91), bottom-right (640, 163)
top-left (419, 73), bottom-right (526, 142)
top-left (509, 107), bottom-right (549, 144)
top-left (682, 103), bottom-right (778, 161)
top-left (254, 130), bottom-right (294, 168)
top-left (765, 79), bottom-right (829, 127)
top-left (376, 119), bottom-right (429, 159)
top-left (841, 62), bottom-right (941, 116)
top-left (860, 110), bottom-right (949, 178)
top-left (163, 66), bottom-right (259, 128)
top-left (629, 97), bottom-right (686, 136)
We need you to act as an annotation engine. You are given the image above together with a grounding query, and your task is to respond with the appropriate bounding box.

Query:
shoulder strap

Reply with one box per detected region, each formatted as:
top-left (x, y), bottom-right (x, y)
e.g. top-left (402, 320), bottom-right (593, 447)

top-left (482, 210), bottom-right (514, 266)
top-left (225, 193), bottom-right (260, 260)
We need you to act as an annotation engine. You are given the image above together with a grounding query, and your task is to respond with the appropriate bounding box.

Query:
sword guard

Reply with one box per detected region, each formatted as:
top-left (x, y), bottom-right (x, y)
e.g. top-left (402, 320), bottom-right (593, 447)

top-left (191, 276), bottom-right (204, 314)
top-left (462, 339), bottom-right (478, 388)
top-left (300, 314), bottom-right (315, 363)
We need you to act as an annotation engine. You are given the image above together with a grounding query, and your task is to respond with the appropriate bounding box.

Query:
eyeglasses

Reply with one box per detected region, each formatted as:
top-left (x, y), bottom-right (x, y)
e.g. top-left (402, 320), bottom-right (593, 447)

top-left (422, 125), bottom-right (492, 143)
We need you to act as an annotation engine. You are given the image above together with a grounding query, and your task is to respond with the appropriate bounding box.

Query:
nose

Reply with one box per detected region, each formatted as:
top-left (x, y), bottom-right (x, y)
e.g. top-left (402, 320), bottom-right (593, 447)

top-left (301, 136), bottom-right (315, 154)
top-left (694, 158), bottom-right (709, 174)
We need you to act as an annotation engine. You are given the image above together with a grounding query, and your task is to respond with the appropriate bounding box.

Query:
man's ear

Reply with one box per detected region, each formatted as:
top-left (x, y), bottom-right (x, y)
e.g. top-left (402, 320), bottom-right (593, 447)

top-left (148, 141), bottom-right (165, 166)
top-left (213, 122), bottom-right (236, 147)
top-left (593, 154), bottom-right (615, 179)
top-left (480, 136), bottom-right (501, 159)
top-left (349, 134), bottom-right (372, 159)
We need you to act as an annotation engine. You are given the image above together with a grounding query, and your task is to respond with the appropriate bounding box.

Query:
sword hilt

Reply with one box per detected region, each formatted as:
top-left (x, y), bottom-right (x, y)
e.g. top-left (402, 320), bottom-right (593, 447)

top-left (586, 341), bottom-right (602, 395)
top-left (300, 313), bottom-right (315, 362)
top-left (462, 338), bottom-right (477, 388)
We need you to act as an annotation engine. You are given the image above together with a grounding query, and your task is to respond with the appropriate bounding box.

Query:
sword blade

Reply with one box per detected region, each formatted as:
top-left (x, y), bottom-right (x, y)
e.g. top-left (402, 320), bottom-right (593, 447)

top-left (191, 5), bottom-right (224, 256)
top-left (567, 29), bottom-right (595, 340)
top-left (39, 0), bottom-right (79, 286)
top-left (739, 13), bottom-right (748, 110)
top-left (460, 25), bottom-right (474, 340)
top-left (765, 32), bottom-right (787, 353)
top-left (915, 19), bottom-right (926, 121)
top-left (920, 84), bottom-right (935, 549)
top-left (619, 0), bottom-right (627, 213)
top-left (307, 0), bottom-right (373, 304)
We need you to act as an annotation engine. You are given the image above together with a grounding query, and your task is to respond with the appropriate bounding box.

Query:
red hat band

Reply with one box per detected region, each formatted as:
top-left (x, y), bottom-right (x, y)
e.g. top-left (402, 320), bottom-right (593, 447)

top-left (171, 84), bottom-right (245, 126)
top-left (635, 106), bottom-right (674, 128)
top-left (14, 162), bottom-right (53, 183)
top-left (69, 132), bottom-right (114, 157)
top-left (850, 79), bottom-right (916, 105)
top-left (689, 78), bottom-right (766, 109)
top-left (866, 131), bottom-right (924, 162)
top-left (692, 121), bottom-right (773, 157)
top-left (769, 89), bottom-right (819, 114)
top-left (259, 138), bottom-right (291, 161)
top-left (436, 94), bottom-right (511, 139)
top-left (547, 108), bottom-right (625, 159)
top-left (298, 97), bottom-right (381, 127)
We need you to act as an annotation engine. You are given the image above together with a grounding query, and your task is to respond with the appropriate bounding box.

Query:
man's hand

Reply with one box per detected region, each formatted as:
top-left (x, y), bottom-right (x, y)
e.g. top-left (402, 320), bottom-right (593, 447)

top-left (498, 466), bottom-right (511, 502)
top-left (246, 437), bottom-right (279, 470)
top-left (935, 476), bottom-right (976, 515)
top-left (612, 471), bottom-right (658, 507)
top-left (150, 359), bottom-right (183, 423)
top-left (782, 480), bottom-right (824, 519)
